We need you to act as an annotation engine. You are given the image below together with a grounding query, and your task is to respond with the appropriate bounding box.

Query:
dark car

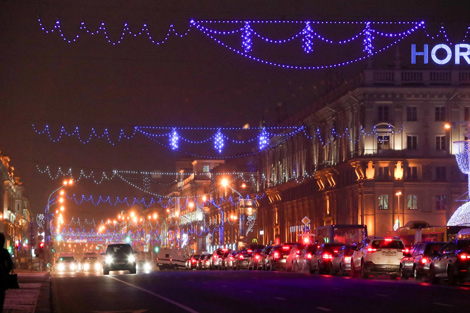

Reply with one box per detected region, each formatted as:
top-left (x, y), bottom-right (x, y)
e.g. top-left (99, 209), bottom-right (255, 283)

top-left (310, 243), bottom-right (344, 274)
top-left (331, 245), bottom-right (357, 276)
top-left (247, 249), bottom-right (264, 270)
top-left (266, 245), bottom-right (293, 271)
top-left (103, 243), bottom-right (136, 275)
top-left (232, 249), bottom-right (253, 270)
top-left (399, 241), bottom-right (446, 279)
top-left (187, 254), bottom-right (201, 270)
top-left (430, 239), bottom-right (470, 285)
top-left (259, 246), bottom-right (273, 270)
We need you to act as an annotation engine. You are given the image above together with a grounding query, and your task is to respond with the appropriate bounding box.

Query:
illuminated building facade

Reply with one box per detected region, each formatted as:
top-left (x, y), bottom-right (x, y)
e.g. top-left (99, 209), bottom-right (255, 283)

top-left (257, 68), bottom-right (470, 243)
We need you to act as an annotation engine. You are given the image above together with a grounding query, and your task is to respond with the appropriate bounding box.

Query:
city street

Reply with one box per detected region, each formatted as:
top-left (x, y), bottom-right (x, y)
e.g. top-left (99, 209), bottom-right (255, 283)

top-left (51, 269), bottom-right (470, 313)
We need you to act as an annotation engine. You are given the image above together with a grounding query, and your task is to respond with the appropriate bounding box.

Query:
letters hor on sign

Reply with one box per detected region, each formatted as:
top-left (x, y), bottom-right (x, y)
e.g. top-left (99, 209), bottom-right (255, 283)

top-left (411, 44), bottom-right (470, 65)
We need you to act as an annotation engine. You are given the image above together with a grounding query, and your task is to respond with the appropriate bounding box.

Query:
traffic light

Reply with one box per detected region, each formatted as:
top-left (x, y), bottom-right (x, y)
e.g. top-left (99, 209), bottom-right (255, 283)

top-left (154, 246), bottom-right (159, 253)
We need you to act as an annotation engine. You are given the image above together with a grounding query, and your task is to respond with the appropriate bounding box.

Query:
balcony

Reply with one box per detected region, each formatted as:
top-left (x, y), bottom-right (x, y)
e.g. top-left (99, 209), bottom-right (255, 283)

top-left (365, 69), bottom-right (470, 86)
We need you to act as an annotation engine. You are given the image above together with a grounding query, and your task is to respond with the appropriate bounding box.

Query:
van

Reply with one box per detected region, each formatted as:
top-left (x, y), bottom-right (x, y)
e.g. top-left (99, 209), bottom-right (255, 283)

top-left (156, 248), bottom-right (186, 270)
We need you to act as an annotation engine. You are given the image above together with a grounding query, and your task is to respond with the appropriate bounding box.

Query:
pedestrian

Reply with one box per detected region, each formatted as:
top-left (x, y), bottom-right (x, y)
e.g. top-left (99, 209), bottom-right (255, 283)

top-left (0, 233), bottom-right (14, 313)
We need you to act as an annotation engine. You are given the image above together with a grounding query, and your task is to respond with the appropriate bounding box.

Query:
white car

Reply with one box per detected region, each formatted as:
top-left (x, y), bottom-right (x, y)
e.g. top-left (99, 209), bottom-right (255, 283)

top-left (351, 236), bottom-right (405, 279)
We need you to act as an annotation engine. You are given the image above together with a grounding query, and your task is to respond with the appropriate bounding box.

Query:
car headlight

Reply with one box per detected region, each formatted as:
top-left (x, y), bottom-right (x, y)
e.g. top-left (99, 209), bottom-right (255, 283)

top-left (83, 263), bottom-right (90, 271)
top-left (105, 255), bottom-right (113, 264)
top-left (57, 263), bottom-right (65, 271)
top-left (71, 263), bottom-right (77, 270)
top-left (128, 255), bottom-right (136, 263)
top-left (144, 262), bottom-right (152, 271)
top-left (94, 262), bottom-right (101, 270)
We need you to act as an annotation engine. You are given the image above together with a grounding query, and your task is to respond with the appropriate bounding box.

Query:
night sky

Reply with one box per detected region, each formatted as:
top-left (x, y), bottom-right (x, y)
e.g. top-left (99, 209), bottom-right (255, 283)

top-left (1, 0), bottom-right (469, 223)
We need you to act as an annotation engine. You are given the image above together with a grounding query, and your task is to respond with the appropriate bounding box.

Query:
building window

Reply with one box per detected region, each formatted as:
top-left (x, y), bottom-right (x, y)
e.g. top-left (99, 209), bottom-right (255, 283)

top-left (407, 135), bottom-right (417, 150)
top-left (378, 167), bottom-right (389, 180)
top-left (203, 165), bottom-right (210, 173)
top-left (377, 135), bottom-right (390, 150)
top-left (435, 106), bottom-right (446, 121)
top-left (407, 195), bottom-right (418, 210)
top-left (436, 195), bottom-right (446, 211)
top-left (465, 107), bottom-right (470, 121)
top-left (378, 194), bottom-right (389, 210)
top-left (407, 106), bottom-right (417, 121)
top-left (407, 166), bottom-right (418, 180)
top-left (435, 136), bottom-right (446, 151)
top-left (436, 166), bottom-right (447, 181)
top-left (378, 106), bottom-right (389, 122)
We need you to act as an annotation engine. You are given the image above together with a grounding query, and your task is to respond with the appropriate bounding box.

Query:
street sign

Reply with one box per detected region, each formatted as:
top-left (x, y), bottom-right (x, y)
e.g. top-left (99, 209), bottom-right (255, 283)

top-left (301, 216), bottom-right (311, 225)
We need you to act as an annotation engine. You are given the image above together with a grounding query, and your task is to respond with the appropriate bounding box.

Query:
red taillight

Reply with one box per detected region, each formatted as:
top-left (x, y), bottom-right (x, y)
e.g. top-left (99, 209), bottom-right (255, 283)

top-left (459, 253), bottom-right (470, 261)
top-left (247, 249), bottom-right (253, 253)
top-left (344, 256), bottom-right (351, 263)
top-left (385, 238), bottom-right (393, 242)
top-left (333, 250), bottom-right (338, 253)
top-left (296, 250), bottom-right (301, 255)
top-left (274, 252), bottom-right (280, 259)
top-left (322, 253), bottom-right (333, 260)
top-left (213, 255), bottom-right (218, 259)
top-left (367, 248), bottom-right (377, 252)
top-left (402, 248), bottom-right (410, 253)
top-left (255, 255), bottom-right (260, 260)
top-left (239, 255), bottom-right (244, 260)
top-left (191, 259), bottom-right (196, 263)
top-left (421, 257), bottom-right (430, 264)
top-left (282, 246), bottom-right (290, 251)
top-left (222, 248), bottom-right (228, 252)
top-left (307, 253), bottom-right (312, 259)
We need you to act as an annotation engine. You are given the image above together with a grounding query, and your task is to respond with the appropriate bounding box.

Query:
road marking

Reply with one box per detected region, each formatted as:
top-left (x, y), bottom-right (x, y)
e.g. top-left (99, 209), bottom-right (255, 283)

top-left (274, 297), bottom-right (286, 300)
top-left (315, 307), bottom-right (331, 312)
top-left (108, 277), bottom-right (199, 313)
top-left (433, 302), bottom-right (454, 308)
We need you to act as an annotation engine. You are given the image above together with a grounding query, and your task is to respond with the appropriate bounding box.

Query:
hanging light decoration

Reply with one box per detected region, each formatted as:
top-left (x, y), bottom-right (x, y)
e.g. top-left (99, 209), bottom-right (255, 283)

top-left (259, 128), bottom-right (269, 150)
top-left (301, 22), bottom-right (314, 54)
top-left (169, 128), bottom-right (179, 150)
top-left (214, 129), bottom-right (224, 153)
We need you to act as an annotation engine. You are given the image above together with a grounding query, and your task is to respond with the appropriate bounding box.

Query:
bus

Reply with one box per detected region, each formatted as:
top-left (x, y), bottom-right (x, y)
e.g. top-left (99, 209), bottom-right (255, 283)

top-left (313, 224), bottom-right (367, 245)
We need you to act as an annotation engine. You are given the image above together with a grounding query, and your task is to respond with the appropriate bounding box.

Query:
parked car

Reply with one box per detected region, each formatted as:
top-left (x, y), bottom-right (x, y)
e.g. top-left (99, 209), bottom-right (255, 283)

top-left (232, 249), bottom-right (253, 270)
top-left (210, 248), bottom-right (232, 269)
top-left (310, 243), bottom-right (344, 274)
top-left (331, 245), bottom-right (357, 276)
top-left (399, 242), bottom-right (446, 279)
top-left (285, 243), bottom-right (305, 271)
top-left (351, 236), bottom-right (406, 279)
top-left (429, 239), bottom-right (470, 285)
top-left (247, 249), bottom-right (264, 270)
top-left (103, 243), bottom-right (136, 275)
top-left (200, 254), bottom-right (212, 270)
top-left (186, 254), bottom-right (201, 270)
top-left (225, 251), bottom-right (238, 269)
top-left (156, 248), bottom-right (186, 270)
top-left (293, 244), bottom-right (318, 272)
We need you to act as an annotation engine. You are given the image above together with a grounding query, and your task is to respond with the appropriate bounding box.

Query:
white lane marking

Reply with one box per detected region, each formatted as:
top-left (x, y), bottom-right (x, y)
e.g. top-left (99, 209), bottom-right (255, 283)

top-left (274, 297), bottom-right (286, 300)
top-left (433, 302), bottom-right (454, 308)
top-left (108, 277), bottom-right (199, 313)
top-left (316, 307), bottom-right (331, 312)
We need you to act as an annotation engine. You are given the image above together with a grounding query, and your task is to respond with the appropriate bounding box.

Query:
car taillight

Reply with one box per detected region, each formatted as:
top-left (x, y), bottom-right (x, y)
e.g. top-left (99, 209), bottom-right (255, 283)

top-left (274, 252), bottom-right (280, 259)
top-left (402, 248), bottom-right (410, 254)
top-left (344, 256), bottom-right (351, 262)
top-left (191, 259), bottom-right (196, 263)
top-left (282, 246), bottom-right (290, 251)
top-left (255, 255), bottom-right (260, 260)
top-left (421, 257), bottom-right (430, 264)
top-left (307, 253), bottom-right (312, 259)
top-left (367, 248), bottom-right (377, 252)
top-left (213, 255), bottom-right (218, 259)
top-left (333, 250), bottom-right (338, 253)
top-left (296, 250), bottom-right (301, 255)
top-left (459, 253), bottom-right (470, 261)
top-left (247, 249), bottom-right (253, 253)
top-left (385, 238), bottom-right (393, 242)
top-left (322, 253), bottom-right (333, 260)
top-left (239, 255), bottom-right (244, 260)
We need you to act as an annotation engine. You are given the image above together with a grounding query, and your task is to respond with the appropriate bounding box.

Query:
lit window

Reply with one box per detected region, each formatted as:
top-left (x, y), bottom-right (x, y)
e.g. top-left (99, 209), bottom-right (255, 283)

top-left (203, 165), bottom-right (210, 173)
top-left (377, 135), bottom-right (390, 150)
top-left (378, 194), bottom-right (389, 210)
top-left (407, 195), bottom-right (418, 210)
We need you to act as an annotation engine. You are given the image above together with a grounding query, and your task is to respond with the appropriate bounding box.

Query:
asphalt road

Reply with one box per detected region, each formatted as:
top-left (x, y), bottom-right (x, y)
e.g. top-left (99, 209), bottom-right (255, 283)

top-left (51, 269), bottom-right (470, 313)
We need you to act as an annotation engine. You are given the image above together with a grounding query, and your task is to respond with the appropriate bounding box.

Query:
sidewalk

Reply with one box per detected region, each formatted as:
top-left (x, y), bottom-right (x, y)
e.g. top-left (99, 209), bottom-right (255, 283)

top-left (3, 270), bottom-right (51, 313)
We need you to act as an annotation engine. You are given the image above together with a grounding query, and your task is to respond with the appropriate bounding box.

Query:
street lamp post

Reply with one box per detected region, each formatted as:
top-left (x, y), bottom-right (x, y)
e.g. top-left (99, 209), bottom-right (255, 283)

top-left (45, 179), bottom-right (73, 268)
